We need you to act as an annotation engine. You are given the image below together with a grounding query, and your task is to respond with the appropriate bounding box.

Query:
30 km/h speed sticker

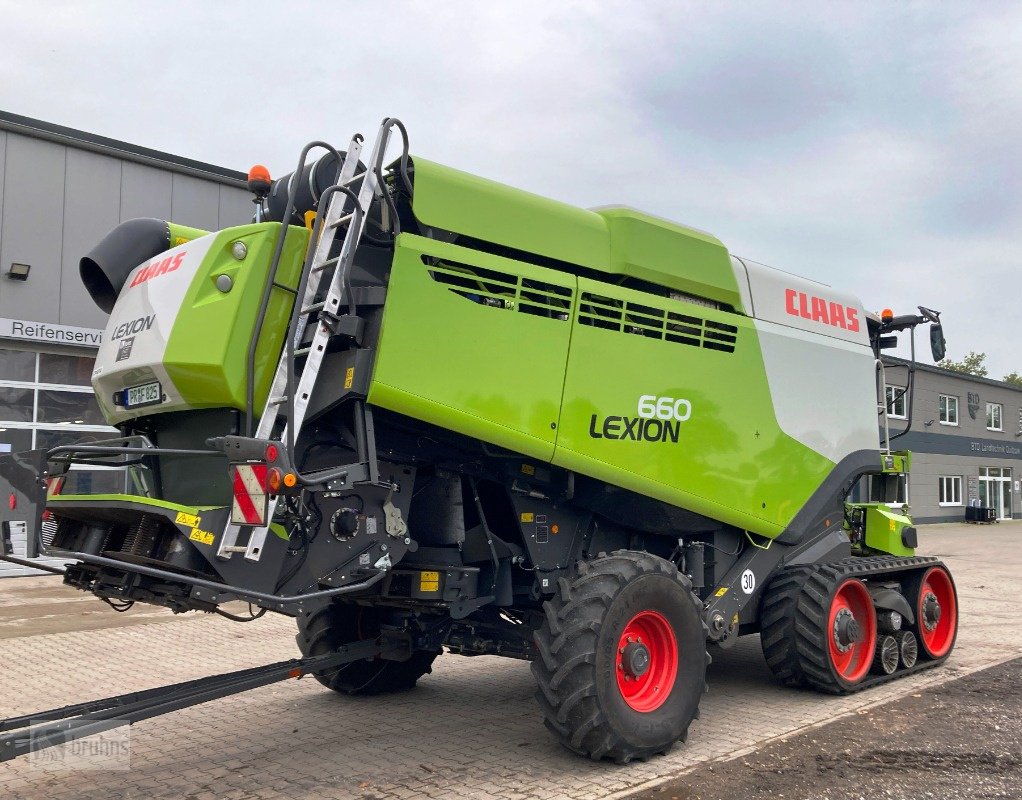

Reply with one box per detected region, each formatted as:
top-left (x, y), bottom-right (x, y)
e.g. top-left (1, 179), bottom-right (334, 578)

top-left (740, 569), bottom-right (756, 594)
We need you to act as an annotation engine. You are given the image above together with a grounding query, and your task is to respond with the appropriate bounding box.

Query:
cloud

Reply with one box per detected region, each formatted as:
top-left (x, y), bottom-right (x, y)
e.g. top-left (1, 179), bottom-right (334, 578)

top-left (0, 0), bottom-right (1019, 376)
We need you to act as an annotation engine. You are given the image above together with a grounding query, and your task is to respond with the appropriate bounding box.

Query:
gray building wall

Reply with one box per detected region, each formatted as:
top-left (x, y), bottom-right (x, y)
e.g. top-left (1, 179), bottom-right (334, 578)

top-left (0, 112), bottom-right (253, 577)
top-left (0, 115), bottom-right (251, 330)
top-left (883, 359), bottom-right (1022, 523)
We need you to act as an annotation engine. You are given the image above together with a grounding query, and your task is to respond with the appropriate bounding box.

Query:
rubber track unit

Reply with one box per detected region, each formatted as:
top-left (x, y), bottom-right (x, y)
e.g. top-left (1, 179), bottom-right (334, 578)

top-left (760, 565), bottom-right (818, 688)
top-left (531, 551), bottom-right (709, 763)
top-left (794, 555), bottom-right (951, 695)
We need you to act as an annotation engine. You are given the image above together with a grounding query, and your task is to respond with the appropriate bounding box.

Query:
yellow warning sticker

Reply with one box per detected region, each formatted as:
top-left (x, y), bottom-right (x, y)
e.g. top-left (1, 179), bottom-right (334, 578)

top-left (189, 528), bottom-right (215, 546)
top-left (889, 519), bottom-right (897, 531)
top-left (521, 463), bottom-right (536, 476)
top-left (419, 571), bottom-right (440, 592)
top-left (714, 587), bottom-right (729, 598)
top-left (344, 367), bottom-right (355, 389)
top-left (520, 512), bottom-right (535, 523)
top-left (175, 511), bottom-right (200, 528)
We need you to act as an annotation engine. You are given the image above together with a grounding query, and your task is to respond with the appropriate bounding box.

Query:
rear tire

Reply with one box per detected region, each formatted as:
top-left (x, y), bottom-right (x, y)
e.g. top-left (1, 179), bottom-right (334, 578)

top-left (296, 603), bottom-right (439, 695)
top-left (532, 551), bottom-right (707, 763)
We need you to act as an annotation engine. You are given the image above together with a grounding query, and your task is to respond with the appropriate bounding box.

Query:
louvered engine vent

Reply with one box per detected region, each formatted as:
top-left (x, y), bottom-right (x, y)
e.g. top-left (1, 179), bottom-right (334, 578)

top-left (578, 293), bottom-right (738, 353)
top-left (423, 256), bottom-right (572, 321)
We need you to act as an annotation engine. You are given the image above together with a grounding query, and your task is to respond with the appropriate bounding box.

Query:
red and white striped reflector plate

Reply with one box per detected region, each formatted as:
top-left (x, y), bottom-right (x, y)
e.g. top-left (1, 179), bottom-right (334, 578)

top-left (231, 463), bottom-right (268, 525)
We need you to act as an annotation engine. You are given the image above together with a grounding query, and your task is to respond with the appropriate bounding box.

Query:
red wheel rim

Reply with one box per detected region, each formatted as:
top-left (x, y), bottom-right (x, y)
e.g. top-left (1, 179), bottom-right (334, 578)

top-left (918, 567), bottom-right (956, 658)
top-left (615, 610), bottom-right (678, 712)
top-left (827, 579), bottom-right (876, 683)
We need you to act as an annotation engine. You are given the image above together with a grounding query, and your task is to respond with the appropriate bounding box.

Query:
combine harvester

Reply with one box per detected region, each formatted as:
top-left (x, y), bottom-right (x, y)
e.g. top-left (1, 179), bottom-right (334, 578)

top-left (0, 119), bottom-right (957, 764)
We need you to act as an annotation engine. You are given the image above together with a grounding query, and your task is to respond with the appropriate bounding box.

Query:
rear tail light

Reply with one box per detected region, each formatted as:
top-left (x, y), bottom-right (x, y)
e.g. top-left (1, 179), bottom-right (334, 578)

top-left (42, 476), bottom-right (65, 521)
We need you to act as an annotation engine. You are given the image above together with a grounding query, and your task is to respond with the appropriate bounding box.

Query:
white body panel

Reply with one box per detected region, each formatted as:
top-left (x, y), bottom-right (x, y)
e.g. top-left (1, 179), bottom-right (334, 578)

top-left (755, 318), bottom-right (880, 464)
top-left (92, 234), bottom-right (217, 424)
top-left (729, 254), bottom-right (879, 464)
top-left (734, 256), bottom-right (870, 347)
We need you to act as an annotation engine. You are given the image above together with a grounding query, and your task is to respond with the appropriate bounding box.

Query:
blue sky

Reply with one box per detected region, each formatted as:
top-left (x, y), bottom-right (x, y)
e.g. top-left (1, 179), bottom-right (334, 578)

top-left (1, 1), bottom-right (1018, 377)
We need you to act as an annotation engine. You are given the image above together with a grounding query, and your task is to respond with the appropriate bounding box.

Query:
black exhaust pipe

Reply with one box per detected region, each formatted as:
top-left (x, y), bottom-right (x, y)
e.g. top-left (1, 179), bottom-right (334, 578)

top-left (259, 150), bottom-right (374, 226)
top-left (80, 219), bottom-right (208, 313)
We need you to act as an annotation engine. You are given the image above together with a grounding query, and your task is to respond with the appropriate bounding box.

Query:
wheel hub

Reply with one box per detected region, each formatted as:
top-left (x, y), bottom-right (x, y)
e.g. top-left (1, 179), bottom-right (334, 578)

top-left (833, 607), bottom-right (863, 652)
top-left (826, 578), bottom-right (878, 685)
top-left (621, 641), bottom-right (651, 678)
top-left (922, 591), bottom-right (941, 631)
top-left (615, 610), bottom-right (678, 713)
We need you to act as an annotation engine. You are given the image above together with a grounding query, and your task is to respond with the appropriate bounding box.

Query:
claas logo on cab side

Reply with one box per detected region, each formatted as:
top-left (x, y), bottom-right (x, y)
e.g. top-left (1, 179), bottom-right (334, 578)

top-left (784, 289), bottom-right (860, 332)
top-left (129, 252), bottom-right (187, 288)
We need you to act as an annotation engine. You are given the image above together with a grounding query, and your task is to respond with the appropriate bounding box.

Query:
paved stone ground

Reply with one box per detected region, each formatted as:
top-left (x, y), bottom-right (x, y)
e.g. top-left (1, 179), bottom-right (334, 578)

top-left (1, 522), bottom-right (1019, 800)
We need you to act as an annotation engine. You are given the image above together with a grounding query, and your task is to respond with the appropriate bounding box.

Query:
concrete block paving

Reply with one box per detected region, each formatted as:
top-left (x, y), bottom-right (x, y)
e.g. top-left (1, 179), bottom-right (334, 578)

top-left (2, 523), bottom-right (1019, 799)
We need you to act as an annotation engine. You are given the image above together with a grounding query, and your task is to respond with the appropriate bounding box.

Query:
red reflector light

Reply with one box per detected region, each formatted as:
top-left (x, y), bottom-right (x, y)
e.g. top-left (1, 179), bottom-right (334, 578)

top-left (265, 444), bottom-right (278, 463)
top-left (230, 463), bottom-right (269, 526)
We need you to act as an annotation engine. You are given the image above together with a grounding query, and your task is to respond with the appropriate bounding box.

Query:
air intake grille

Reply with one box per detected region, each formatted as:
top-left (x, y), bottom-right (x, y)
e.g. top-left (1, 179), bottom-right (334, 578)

top-left (423, 256), bottom-right (572, 321)
top-left (578, 293), bottom-right (738, 353)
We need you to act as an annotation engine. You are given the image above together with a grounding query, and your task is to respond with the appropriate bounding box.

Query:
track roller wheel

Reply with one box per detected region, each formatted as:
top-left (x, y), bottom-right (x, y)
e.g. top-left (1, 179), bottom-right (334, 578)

top-left (296, 603), bottom-right (439, 695)
top-left (795, 570), bottom-right (878, 692)
top-left (904, 565), bottom-right (958, 661)
top-left (760, 566), bottom-right (817, 687)
top-left (897, 630), bottom-right (918, 669)
top-left (872, 634), bottom-right (899, 675)
top-left (532, 551), bottom-right (707, 762)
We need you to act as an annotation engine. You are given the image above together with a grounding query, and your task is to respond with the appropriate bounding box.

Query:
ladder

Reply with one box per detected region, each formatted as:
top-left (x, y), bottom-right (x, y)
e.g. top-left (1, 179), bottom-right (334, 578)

top-left (217, 120), bottom-right (398, 562)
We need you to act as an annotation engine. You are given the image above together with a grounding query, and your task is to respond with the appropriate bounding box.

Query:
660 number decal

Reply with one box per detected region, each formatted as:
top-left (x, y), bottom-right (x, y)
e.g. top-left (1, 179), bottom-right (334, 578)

top-left (637, 395), bottom-right (692, 422)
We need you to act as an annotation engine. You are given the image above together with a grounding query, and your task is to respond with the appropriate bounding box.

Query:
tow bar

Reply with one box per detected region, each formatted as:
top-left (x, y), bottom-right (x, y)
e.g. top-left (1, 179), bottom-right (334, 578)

top-left (0, 640), bottom-right (382, 763)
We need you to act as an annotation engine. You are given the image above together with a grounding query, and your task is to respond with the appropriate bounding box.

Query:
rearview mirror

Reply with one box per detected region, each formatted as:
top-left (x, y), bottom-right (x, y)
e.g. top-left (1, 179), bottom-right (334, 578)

top-left (930, 323), bottom-right (946, 362)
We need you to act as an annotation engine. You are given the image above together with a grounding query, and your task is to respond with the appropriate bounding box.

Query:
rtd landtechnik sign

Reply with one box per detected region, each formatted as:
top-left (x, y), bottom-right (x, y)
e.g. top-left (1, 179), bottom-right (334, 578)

top-left (0, 317), bottom-right (103, 348)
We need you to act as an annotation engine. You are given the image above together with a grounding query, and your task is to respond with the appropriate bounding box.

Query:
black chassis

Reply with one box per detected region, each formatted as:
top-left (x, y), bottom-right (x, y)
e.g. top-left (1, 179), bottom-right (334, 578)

top-left (32, 402), bottom-right (885, 666)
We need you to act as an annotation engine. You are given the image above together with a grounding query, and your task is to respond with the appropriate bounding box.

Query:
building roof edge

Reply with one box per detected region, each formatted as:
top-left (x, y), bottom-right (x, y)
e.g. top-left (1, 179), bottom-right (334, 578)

top-left (0, 109), bottom-right (248, 188)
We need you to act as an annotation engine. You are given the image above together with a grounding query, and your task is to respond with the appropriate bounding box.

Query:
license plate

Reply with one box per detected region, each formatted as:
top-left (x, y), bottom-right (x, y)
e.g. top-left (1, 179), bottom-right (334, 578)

top-left (124, 381), bottom-right (162, 408)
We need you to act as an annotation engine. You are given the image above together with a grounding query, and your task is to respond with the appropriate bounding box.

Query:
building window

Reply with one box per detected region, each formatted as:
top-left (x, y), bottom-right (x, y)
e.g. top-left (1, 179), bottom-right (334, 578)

top-left (986, 402), bottom-right (1003, 431)
top-left (0, 347), bottom-right (114, 453)
top-left (938, 476), bottom-right (962, 506)
top-left (885, 385), bottom-right (907, 419)
top-left (938, 394), bottom-right (958, 426)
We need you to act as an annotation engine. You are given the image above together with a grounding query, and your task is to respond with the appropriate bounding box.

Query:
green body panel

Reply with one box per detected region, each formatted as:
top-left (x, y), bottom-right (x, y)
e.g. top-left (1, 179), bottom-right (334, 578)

top-left (167, 222), bottom-right (212, 247)
top-left (861, 504), bottom-right (915, 557)
top-left (163, 223), bottom-right (308, 410)
top-left (411, 157), bottom-right (610, 271)
top-left (370, 235), bottom-right (834, 537)
top-left (410, 158), bottom-right (741, 309)
top-left (48, 495), bottom-right (290, 541)
top-left (49, 494), bottom-right (214, 515)
top-left (882, 451), bottom-right (912, 474)
top-left (552, 278), bottom-right (832, 537)
top-left (369, 234), bottom-right (572, 461)
top-left (596, 208), bottom-right (742, 310)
